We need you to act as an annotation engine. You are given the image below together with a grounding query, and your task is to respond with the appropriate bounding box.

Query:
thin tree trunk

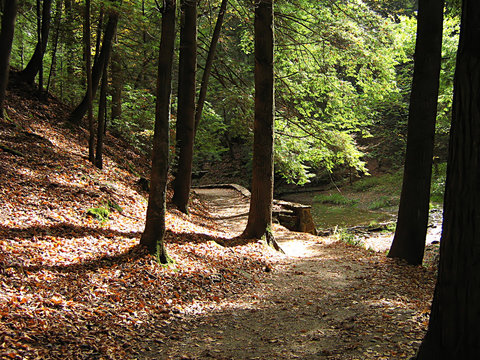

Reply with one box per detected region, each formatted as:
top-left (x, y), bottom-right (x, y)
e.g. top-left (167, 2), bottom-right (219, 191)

top-left (195, 0), bottom-right (228, 132)
top-left (172, 0), bottom-right (198, 213)
top-left (46, 0), bottom-right (62, 94)
top-left (110, 44), bottom-right (122, 122)
top-left (19, 0), bottom-right (52, 85)
top-left (63, 0), bottom-right (75, 90)
top-left (242, 0), bottom-right (279, 252)
top-left (94, 8), bottom-right (104, 63)
top-left (68, 11), bottom-right (118, 124)
top-left (84, 0), bottom-right (94, 163)
top-left (141, 0), bottom-right (176, 264)
top-left (0, 0), bottom-right (18, 119)
top-left (415, 1), bottom-right (480, 358)
top-left (36, 0), bottom-right (44, 91)
top-left (387, 0), bottom-right (444, 265)
top-left (95, 56), bottom-right (108, 169)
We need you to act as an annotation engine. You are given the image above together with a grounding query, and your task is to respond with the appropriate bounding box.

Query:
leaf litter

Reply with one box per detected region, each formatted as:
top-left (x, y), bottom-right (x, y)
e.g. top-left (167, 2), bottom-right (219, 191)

top-left (0, 76), bottom-right (436, 359)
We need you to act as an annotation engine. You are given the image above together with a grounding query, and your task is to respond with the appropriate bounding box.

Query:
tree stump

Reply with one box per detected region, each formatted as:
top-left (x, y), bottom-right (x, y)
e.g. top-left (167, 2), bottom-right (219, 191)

top-left (273, 200), bottom-right (317, 235)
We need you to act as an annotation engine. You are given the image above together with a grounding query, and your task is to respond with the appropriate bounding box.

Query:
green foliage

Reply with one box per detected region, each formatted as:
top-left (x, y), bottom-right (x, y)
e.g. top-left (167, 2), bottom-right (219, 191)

top-left (86, 206), bottom-right (110, 222)
top-left (271, 0), bottom-right (400, 183)
top-left (367, 196), bottom-right (392, 210)
top-left (352, 171), bottom-right (403, 195)
top-left (436, 16), bottom-right (459, 157)
top-left (314, 193), bottom-right (358, 206)
top-left (194, 102), bottom-right (229, 162)
top-left (430, 162), bottom-right (447, 204)
top-left (110, 85), bottom-right (156, 153)
top-left (351, 176), bottom-right (381, 192)
top-left (334, 228), bottom-right (361, 246)
top-left (7, 0), bottom-right (460, 188)
top-left (86, 199), bottom-right (123, 223)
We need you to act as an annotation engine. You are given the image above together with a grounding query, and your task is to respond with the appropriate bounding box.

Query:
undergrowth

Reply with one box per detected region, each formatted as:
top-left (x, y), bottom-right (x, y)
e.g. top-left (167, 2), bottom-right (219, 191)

top-left (314, 193), bottom-right (358, 206)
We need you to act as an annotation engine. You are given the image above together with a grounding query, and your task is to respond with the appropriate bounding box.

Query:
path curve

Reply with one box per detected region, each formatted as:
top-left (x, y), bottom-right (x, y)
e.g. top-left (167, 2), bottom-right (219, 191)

top-left (151, 187), bottom-right (435, 359)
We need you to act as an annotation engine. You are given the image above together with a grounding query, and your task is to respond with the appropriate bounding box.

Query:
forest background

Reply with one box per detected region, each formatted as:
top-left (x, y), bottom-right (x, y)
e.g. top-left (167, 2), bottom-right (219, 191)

top-left (5, 0), bottom-right (460, 189)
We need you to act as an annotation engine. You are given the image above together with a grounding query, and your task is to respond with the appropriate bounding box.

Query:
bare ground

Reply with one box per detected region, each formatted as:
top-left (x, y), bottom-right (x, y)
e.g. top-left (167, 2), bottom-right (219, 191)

top-left (148, 188), bottom-right (436, 360)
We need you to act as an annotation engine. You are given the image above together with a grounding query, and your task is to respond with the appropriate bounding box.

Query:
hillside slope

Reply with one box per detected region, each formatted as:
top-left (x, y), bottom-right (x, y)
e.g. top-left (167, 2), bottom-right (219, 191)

top-left (0, 73), bottom-right (273, 359)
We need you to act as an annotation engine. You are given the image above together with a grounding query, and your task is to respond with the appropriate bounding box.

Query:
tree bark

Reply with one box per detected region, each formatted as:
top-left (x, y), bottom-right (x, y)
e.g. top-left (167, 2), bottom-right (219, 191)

top-left (95, 48), bottom-right (109, 169)
top-left (141, 0), bottom-right (176, 264)
top-left (0, 0), bottom-right (18, 119)
top-left (415, 1), bottom-right (480, 358)
top-left (46, 0), bottom-right (62, 94)
top-left (19, 0), bottom-right (52, 85)
top-left (195, 0), bottom-right (228, 132)
top-left (387, 0), bottom-right (444, 265)
top-left (110, 45), bottom-right (122, 122)
top-left (85, 0), bottom-right (94, 163)
top-left (242, 0), bottom-right (276, 247)
top-left (67, 11), bottom-right (118, 124)
top-left (172, 0), bottom-right (198, 213)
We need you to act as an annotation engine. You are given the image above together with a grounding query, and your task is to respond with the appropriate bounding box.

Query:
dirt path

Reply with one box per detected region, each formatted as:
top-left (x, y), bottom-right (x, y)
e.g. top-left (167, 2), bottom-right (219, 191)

top-left (148, 188), bottom-right (436, 359)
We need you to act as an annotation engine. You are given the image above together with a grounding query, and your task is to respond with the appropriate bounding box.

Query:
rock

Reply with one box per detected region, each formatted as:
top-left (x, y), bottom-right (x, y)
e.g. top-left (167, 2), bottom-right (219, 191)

top-left (273, 200), bottom-right (317, 235)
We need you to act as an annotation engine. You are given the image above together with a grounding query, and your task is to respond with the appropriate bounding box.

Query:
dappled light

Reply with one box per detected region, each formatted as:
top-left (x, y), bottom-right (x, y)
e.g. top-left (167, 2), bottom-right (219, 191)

top-left (1, 0), bottom-right (467, 357)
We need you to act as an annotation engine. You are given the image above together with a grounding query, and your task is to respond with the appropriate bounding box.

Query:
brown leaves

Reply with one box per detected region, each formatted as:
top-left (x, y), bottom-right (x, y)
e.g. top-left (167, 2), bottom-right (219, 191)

top-left (0, 80), bottom-right (272, 359)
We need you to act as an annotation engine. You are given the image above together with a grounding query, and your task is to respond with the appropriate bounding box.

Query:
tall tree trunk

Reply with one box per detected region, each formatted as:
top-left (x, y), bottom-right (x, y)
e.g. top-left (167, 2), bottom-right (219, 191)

top-left (0, 0), bottom-right (18, 119)
top-left (242, 0), bottom-right (279, 251)
top-left (387, 0), bottom-right (444, 265)
top-left (46, 0), bottom-right (62, 94)
top-left (68, 11), bottom-right (118, 124)
top-left (172, 0), bottom-right (198, 213)
top-left (415, 1), bottom-right (480, 358)
top-left (141, 0), bottom-right (176, 264)
top-left (95, 55), bottom-right (108, 169)
top-left (84, 0), bottom-right (94, 163)
top-left (195, 0), bottom-right (228, 132)
top-left (63, 0), bottom-right (75, 93)
top-left (19, 0), bottom-right (52, 85)
top-left (110, 44), bottom-right (122, 123)
top-left (94, 7), bottom-right (103, 63)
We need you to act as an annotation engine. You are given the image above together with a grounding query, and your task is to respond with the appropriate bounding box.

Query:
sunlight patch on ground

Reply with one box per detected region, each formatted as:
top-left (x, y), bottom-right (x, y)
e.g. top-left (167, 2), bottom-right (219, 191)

top-left (279, 239), bottom-right (314, 257)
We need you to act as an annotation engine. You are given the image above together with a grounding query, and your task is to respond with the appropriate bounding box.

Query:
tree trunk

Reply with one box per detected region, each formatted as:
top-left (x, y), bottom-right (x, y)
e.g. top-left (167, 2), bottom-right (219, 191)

top-left (46, 0), bottom-right (62, 94)
top-left (387, 0), bottom-right (444, 265)
top-left (63, 0), bottom-right (75, 92)
top-left (194, 0), bottom-right (228, 132)
top-left (84, 0), bottom-right (94, 163)
top-left (94, 7), bottom-right (103, 63)
top-left (110, 45), bottom-right (122, 123)
top-left (415, 1), bottom-right (480, 358)
top-left (141, 0), bottom-right (176, 264)
top-left (0, 0), bottom-right (18, 119)
top-left (172, 0), bottom-right (198, 213)
top-left (19, 0), bottom-right (52, 85)
top-left (68, 11), bottom-right (118, 124)
top-left (242, 0), bottom-right (276, 247)
top-left (95, 48), bottom-right (109, 169)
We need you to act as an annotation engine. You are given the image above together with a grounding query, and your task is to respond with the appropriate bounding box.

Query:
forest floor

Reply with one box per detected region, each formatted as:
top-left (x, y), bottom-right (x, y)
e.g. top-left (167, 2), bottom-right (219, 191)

top-left (0, 75), bottom-right (436, 359)
top-left (151, 188), bottom-right (436, 360)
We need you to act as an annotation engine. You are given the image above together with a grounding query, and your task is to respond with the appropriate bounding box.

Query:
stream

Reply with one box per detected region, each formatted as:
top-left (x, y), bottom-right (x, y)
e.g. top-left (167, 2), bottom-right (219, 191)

top-left (278, 190), bottom-right (443, 252)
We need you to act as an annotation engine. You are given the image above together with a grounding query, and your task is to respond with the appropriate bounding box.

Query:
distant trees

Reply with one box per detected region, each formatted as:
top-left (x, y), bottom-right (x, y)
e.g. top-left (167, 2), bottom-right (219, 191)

top-left (68, 10), bottom-right (118, 124)
top-left (0, 0), bottom-right (18, 119)
top-left (141, 0), bottom-right (177, 263)
top-left (387, 0), bottom-right (445, 265)
top-left (415, 0), bottom-right (480, 357)
top-left (242, 0), bottom-right (277, 248)
top-left (195, 0), bottom-right (228, 131)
